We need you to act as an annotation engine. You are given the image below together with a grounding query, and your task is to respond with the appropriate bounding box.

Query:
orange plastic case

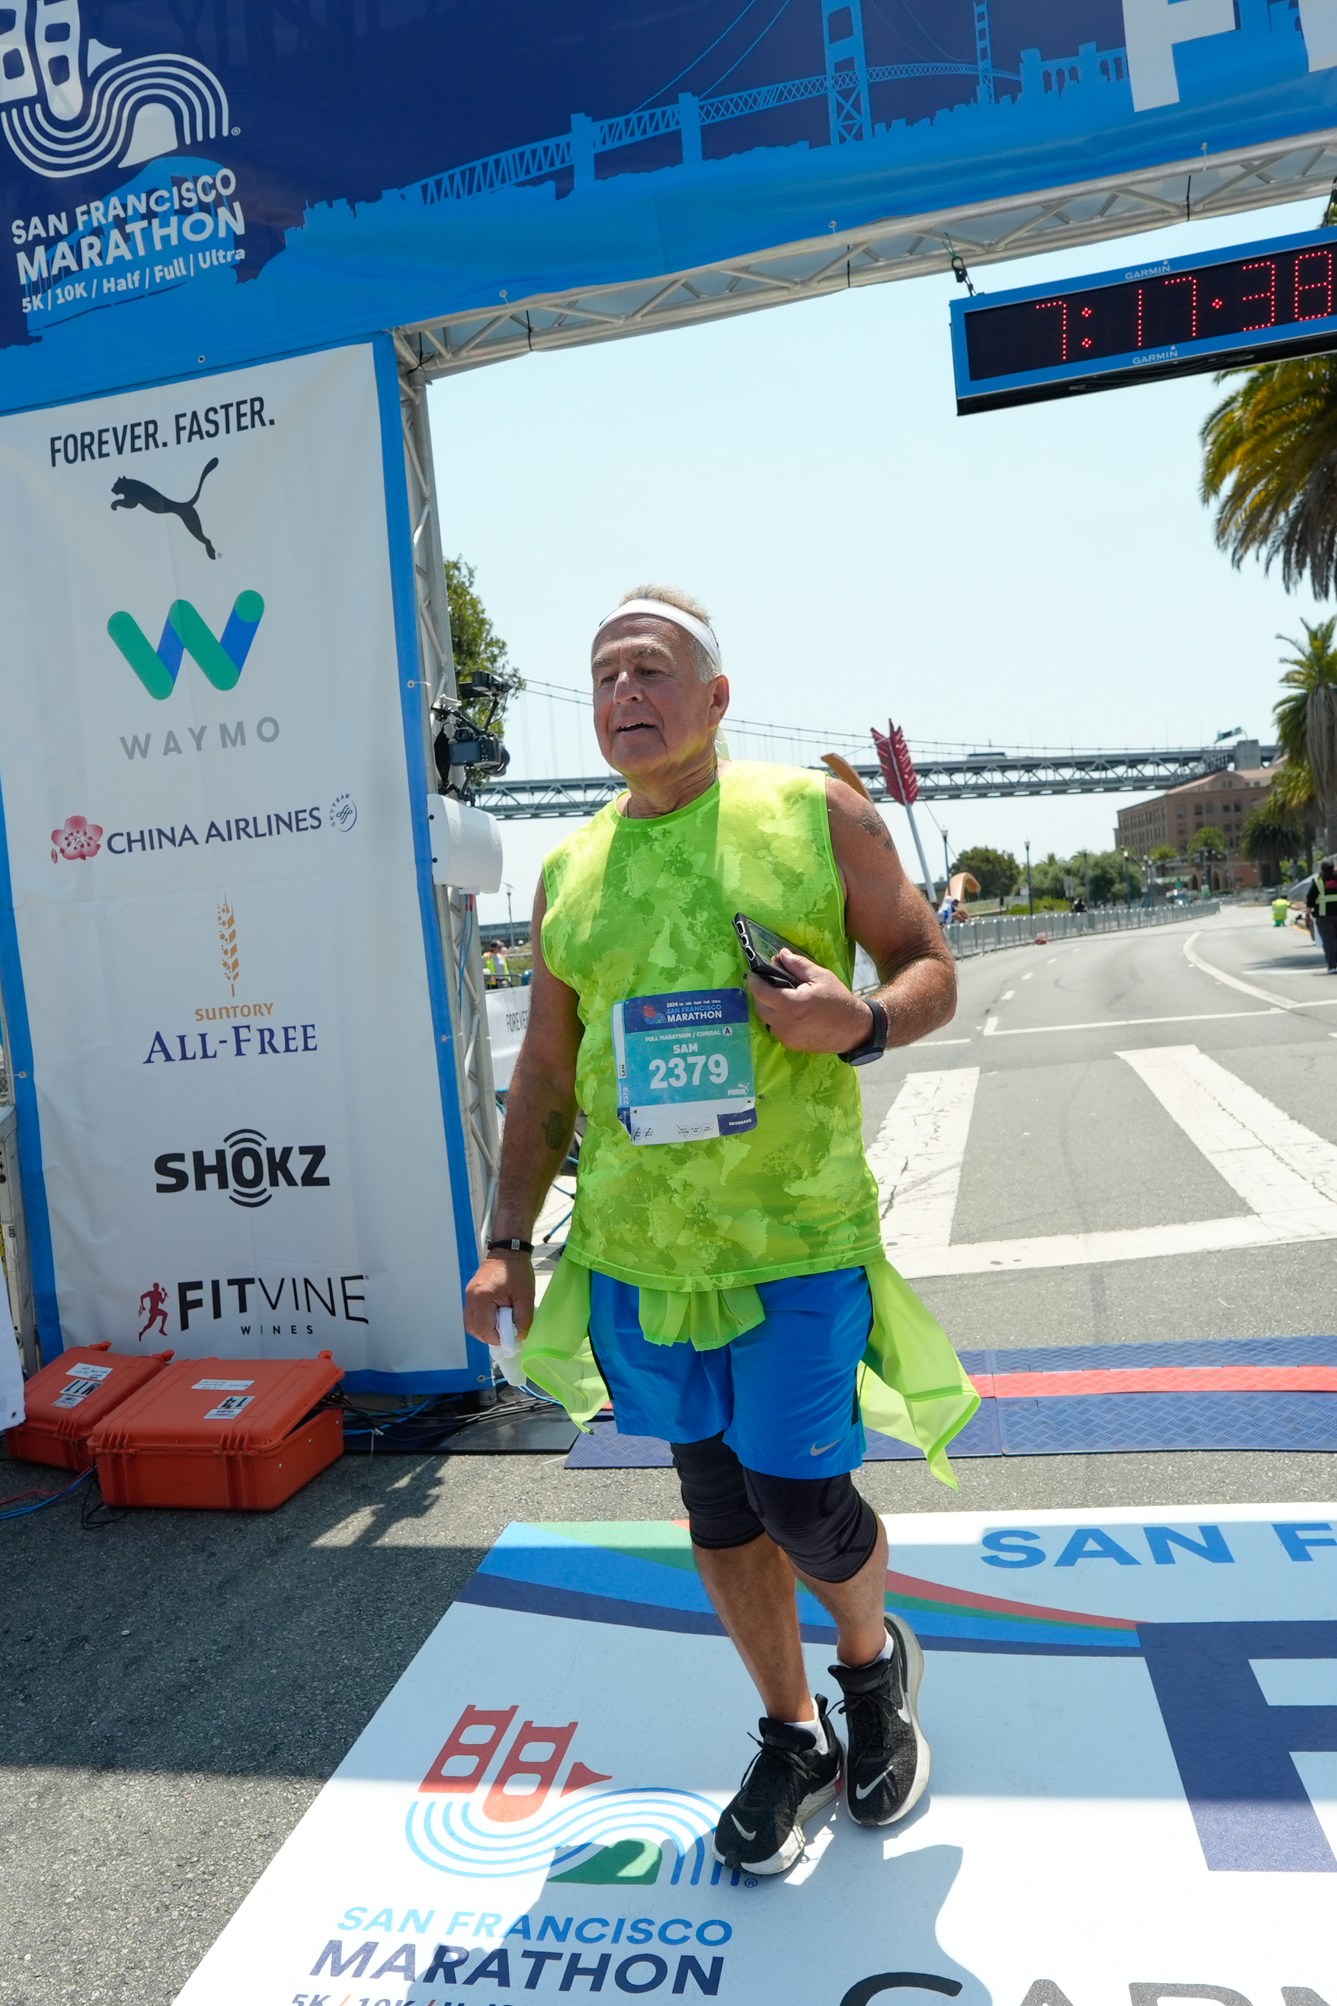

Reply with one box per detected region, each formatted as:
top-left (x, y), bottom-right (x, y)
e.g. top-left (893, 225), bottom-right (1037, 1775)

top-left (86, 1352), bottom-right (344, 1510)
top-left (6, 1342), bottom-right (175, 1471)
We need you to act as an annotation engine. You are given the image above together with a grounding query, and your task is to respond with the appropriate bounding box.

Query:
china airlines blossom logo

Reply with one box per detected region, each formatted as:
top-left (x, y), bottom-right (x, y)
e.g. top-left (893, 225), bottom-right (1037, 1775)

top-left (51, 815), bottom-right (103, 862)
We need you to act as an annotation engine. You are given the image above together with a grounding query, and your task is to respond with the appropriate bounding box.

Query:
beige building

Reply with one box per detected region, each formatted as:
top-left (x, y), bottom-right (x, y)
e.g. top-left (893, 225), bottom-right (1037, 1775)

top-left (1115, 762), bottom-right (1279, 888)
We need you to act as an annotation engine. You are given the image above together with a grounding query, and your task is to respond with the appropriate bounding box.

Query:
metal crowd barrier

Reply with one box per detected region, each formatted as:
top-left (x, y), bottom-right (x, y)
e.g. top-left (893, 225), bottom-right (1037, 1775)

top-left (945, 900), bottom-right (1221, 959)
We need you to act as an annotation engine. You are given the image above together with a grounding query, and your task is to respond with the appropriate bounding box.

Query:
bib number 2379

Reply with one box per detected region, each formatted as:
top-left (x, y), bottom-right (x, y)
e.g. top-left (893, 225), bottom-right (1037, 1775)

top-left (613, 987), bottom-right (758, 1146)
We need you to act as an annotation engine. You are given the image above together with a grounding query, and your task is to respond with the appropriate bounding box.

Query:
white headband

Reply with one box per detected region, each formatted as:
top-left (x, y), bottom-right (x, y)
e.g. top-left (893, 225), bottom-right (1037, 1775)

top-left (596, 597), bottom-right (722, 668)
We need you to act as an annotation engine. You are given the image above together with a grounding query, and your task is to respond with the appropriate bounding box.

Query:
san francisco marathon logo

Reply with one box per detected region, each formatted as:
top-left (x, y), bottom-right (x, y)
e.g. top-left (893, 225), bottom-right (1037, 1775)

top-left (0, 1), bottom-right (228, 181)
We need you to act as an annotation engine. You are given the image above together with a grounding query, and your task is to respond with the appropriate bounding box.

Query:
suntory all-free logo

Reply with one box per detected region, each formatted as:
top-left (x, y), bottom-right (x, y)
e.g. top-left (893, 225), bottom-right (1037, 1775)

top-left (107, 591), bottom-right (264, 700)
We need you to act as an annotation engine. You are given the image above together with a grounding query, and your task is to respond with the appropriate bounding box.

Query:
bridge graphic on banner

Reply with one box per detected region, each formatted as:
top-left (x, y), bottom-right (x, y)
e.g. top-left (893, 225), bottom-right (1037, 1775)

top-left (412, 0), bottom-right (1129, 207)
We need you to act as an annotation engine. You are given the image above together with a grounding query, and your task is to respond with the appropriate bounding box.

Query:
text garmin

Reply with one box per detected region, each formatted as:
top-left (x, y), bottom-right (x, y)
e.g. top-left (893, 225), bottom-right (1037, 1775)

top-left (154, 1134), bottom-right (330, 1208)
top-left (163, 1274), bottom-right (368, 1336)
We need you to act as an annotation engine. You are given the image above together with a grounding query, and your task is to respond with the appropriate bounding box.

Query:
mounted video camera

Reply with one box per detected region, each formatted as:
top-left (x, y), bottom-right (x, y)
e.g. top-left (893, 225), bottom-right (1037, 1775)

top-left (432, 669), bottom-right (513, 795)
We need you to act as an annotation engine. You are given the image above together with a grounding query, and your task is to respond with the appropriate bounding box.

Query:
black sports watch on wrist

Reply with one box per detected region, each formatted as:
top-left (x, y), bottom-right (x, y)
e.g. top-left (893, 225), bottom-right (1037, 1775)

top-left (838, 997), bottom-right (890, 1067)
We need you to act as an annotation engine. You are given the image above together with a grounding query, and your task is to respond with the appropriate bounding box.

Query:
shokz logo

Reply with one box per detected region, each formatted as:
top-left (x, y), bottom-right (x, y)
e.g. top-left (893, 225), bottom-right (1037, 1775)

top-left (153, 1131), bottom-right (330, 1208)
top-left (107, 590), bottom-right (263, 700)
top-left (405, 1703), bottom-right (722, 1885)
top-left (0, 3), bottom-right (229, 181)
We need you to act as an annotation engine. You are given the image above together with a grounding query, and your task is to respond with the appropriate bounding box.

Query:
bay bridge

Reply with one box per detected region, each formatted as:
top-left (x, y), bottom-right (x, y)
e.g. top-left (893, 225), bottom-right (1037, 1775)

top-left (409, 1), bottom-right (1129, 208)
top-left (478, 742), bottom-right (1278, 821)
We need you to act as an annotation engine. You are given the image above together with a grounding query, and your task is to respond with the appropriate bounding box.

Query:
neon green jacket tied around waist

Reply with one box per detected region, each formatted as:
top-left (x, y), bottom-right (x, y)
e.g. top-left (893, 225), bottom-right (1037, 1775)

top-left (518, 762), bottom-right (979, 1486)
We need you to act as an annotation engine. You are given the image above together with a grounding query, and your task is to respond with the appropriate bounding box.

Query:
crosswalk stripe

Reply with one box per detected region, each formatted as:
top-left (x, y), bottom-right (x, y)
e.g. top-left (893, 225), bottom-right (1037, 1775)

top-left (1118, 1044), bottom-right (1337, 1231)
top-left (876, 1042), bottom-right (1337, 1278)
top-left (867, 1066), bottom-right (978, 1258)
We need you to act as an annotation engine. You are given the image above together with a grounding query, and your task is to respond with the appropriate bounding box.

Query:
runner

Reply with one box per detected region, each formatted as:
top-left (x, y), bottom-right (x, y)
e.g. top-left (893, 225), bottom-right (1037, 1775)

top-left (465, 586), bottom-right (977, 1876)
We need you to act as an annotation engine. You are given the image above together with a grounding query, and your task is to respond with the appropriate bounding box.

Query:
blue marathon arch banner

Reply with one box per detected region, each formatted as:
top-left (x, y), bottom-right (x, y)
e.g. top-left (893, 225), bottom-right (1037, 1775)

top-left (0, 2), bottom-right (1336, 414)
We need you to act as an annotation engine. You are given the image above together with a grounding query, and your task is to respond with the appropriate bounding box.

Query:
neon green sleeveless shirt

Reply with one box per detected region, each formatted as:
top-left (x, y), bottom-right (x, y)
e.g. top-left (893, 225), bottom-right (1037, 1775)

top-left (520, 762), bottom-right (979, 1485)
top-left (542, 761), bottom-right (881, 1287)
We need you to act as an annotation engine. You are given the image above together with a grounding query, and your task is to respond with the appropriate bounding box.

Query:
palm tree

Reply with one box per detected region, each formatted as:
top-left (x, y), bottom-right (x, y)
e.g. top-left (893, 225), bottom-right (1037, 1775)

top-left (1200, 358), bottom-right (1337, 595)
top-left (1241, 797), bottom-right (1306, 885)
top-left (1274, 619), bottom-right (1337, 849)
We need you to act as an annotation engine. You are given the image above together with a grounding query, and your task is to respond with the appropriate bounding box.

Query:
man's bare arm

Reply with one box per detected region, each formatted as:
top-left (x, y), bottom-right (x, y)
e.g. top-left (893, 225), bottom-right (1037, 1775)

top-left (747, 778), bottom-right (955, 1054)
top-left (462, 880), bottom-right (582, 1341)
top-left (828, 777), bottom-right (956, 1045)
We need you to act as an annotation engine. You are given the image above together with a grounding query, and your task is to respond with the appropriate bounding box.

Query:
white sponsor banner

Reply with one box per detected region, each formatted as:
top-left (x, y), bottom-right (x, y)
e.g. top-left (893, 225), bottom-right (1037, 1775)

top-left (0, 342), bottom-right (480, 1387)
top-left (175, 1504), bottom-right (1337, 2006)
top-left (486, 984), bottom-right (531, 1093)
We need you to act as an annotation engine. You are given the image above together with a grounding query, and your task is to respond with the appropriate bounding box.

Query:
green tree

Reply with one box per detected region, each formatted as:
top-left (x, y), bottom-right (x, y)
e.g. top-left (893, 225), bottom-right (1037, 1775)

top-left (1084, 850), bottom-right (1143, 903)
top-left (1148, 843), bottom-right (1178, 865)
top-left (1199, 357), bottom-right (1337, 597)
top-left (1027, 851), bottom-right (1069, 900)
top-left (1274, 618), bottom-right (1337, 849)
top-left (1187, 825), bottom-right (1230, 887)
top-left (951, 845), bottom-right (1019, 900)
top-left (445, 556), bottom-right (523, 736)
top-left (1241, 795), bottom-right (1307, 886)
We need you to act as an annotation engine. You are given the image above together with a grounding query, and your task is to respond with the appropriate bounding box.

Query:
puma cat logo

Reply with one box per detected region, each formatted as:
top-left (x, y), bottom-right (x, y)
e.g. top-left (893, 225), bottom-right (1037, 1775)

top-left (110, 458), bottom-right (219, 559)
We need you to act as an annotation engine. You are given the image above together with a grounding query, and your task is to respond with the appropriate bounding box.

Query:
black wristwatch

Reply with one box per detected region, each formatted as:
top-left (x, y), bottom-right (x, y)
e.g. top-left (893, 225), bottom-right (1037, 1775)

top-left (838, 998), bottom-right (890, 1067)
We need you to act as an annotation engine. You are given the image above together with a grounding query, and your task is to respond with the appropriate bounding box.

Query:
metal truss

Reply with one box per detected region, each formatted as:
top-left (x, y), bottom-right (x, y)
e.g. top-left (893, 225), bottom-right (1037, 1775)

top-left (396, 340), bottom-right (500, 1239)
top-left (478, 745), bottom-right (1269, 821)
top-left (396, 132), bottom-right (1337, 379)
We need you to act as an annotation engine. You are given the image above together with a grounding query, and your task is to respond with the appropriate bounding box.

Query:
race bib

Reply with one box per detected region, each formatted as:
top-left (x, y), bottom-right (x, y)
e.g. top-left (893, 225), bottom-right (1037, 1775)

top-left (613, 987), bottom-right (758, 1146)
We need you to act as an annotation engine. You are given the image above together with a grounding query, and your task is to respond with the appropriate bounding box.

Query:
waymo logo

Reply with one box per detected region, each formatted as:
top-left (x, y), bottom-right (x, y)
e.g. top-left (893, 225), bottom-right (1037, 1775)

top-left (107, 592), bottom-right (264, 700)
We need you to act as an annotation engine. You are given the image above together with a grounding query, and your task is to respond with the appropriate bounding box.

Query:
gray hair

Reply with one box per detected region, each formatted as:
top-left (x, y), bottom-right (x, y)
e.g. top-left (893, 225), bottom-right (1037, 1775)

top-left (619, 583), bottom-right (719, 681)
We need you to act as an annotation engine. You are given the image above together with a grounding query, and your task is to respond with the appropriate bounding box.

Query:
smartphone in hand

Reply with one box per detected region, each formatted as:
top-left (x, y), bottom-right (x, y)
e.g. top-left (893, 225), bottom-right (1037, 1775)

top-left (733, 913), bottom-right (803, 989)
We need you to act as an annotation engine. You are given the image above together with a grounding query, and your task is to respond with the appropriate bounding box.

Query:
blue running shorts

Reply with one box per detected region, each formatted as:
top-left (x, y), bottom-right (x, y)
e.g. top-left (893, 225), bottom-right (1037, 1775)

top-left (587, 1266), bottom-right (873, 1479)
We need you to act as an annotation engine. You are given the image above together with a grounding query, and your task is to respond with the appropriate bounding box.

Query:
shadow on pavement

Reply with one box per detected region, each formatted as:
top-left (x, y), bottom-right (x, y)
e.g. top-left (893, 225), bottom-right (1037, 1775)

top-left (1, 1448), bottom-right (489, 1782)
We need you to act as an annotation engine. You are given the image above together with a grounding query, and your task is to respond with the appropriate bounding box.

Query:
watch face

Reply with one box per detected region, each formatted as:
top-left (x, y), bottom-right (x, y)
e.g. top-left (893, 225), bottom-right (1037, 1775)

top-left (847, 1045), bottom-right (883, 1066)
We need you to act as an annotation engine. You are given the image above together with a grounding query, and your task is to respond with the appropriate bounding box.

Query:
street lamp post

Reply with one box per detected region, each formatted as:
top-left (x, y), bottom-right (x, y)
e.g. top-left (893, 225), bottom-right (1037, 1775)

top-left (1025, 839), bottom-right (1033, 919)
top-left (941, 828), bottom-right (950, 895)
top-left (1121, 849), bottom-right (1132, 907)
top-left (503, 881), bottom-right (514, 933)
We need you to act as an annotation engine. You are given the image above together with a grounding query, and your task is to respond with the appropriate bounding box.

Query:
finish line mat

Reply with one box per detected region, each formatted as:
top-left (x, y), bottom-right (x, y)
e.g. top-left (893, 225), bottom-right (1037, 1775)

top-left (564, 1337), bottom-right (1337, 1466)
top-left (175, 1504), bottom-right (1337, 2006)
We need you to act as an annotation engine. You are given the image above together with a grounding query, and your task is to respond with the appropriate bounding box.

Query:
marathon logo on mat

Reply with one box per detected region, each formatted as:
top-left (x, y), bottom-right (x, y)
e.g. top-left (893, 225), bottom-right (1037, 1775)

top-left (405, 1701), bottom-right (726, 1891)
top-left (153, 1131), bottom-right (329, 1208)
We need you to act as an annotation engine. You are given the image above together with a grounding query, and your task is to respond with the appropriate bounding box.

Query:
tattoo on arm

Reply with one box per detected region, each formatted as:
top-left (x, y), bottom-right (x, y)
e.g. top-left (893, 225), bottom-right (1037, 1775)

top-left (854, 797), bottom-right (897, 856)
top-left (543, 1110), bottom-right (567, 1152)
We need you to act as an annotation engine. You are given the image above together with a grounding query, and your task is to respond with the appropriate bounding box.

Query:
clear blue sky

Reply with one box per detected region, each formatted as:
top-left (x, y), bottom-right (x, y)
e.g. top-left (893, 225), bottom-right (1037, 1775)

top-left (427, 198), bottom-right (1330, 926)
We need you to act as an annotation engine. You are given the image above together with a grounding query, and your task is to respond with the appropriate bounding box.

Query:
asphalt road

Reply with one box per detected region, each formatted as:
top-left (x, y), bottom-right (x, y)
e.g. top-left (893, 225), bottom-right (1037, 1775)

top-left (4, 905), bottom-right (1335, 2006)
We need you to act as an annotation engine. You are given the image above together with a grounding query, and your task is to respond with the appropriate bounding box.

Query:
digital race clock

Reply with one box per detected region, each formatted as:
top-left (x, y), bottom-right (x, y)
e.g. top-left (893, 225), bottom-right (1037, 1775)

top-left (951, 227), bottom-right (1337, 415)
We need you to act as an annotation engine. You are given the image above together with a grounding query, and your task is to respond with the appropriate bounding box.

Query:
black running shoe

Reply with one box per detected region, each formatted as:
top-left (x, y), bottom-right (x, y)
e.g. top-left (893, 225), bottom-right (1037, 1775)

top-left (829, 1612), bottom-right (930, 1827)
top-left (712, 1695), bottom-right (843, 1875)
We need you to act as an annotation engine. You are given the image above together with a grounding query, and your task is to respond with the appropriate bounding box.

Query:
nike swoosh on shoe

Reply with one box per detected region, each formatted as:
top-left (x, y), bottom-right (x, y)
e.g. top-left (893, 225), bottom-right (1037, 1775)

top-left (730, 1817), bottom-right (757, 1839)
top-left (854, 1767), bottom-right (896, 1802)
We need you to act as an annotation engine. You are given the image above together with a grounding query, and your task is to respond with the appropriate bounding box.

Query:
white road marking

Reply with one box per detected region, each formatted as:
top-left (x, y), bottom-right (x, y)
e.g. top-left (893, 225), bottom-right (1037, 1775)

top-left (984, 1007), bottom-right (1279, 1037)
top-left (869, 1067), bottom-right (978, 1256)
top-left (894, 1213), bottom-right (1318, 1279)
top-left (1183, 930), bottom-right (1337, 1012)
top-left (1119, 1044), bottom-right (1337, 1224)
top-left (983, 1014), bottom-right (999, 1037)
top-left (918, 1037), bottom-right (971, 1047)
top-left (884, 1041), bottom-right (1337, 1277)
top-left (1000, 990), bottom-right (1015, 1001)
top-left (1021, 972), bottom-right (1034, 982)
